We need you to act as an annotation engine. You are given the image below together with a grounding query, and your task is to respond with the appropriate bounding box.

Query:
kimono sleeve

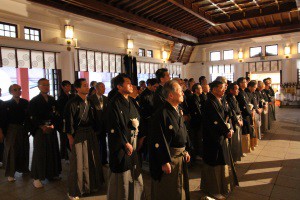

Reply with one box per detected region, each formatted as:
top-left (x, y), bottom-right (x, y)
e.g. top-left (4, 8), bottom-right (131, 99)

top-left (64, 101), bottom-right (76, 135)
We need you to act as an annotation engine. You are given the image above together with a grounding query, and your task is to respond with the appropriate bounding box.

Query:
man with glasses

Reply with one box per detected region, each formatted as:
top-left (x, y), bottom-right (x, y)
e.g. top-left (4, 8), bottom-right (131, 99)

top-left (29, 78), bottom-right (61, 188)
top-left (1, 84), bottom-right (30, 182)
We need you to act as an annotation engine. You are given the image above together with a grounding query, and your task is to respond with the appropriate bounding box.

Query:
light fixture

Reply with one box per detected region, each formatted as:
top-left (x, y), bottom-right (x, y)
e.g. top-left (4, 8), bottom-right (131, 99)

top-left (284, 46), bottom-right (290, 58)
top-left (238, 49), bottom-right (243, 62)
top-left (65, 25), bottom-right (74, 39)
top-left (162, 50), bottom-right (168, 60)
top-left (127, 39), bottom-right (134, 49)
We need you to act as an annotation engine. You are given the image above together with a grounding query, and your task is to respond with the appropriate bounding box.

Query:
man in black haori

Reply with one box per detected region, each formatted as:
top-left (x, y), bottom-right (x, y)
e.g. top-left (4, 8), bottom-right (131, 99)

top-left (201, 81), bottom-right (235, 200)
top-left (188, 83), bottom-right (203, 158)
top-left (236, 77), bottom-right (253, 155)
top-left (1, 84), bottom-right (30, 182)
top-left (0, 88), bottom-right (4, 167)
top-left (57, 80), bottom-right (73, 162)
top-left (149, 80), bottom-right (191, 200)
top-left (153, 68), bottom-right (170, 111)
top-left (226, 83), bottom-right (243, 162)
top-left (88, 82), bottom-right (108, 165)
top-left (106, 74), bottom-right (144, 200)
top-left (256, 81), bottom-right (269, 133)
top-left (263, 78), bottom-right (276, 129)
top-left (29, 78), bottom-right (61, 188)
top-left (64, 78), bottom-right (104, 199)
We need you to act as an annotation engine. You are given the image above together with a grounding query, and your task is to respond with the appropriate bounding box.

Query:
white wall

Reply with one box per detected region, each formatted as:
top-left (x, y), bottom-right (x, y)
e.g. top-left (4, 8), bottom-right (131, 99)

top-left (0, 0), bottom-right (174, 82)
top-left (184, 33), bottom-right (300, 83)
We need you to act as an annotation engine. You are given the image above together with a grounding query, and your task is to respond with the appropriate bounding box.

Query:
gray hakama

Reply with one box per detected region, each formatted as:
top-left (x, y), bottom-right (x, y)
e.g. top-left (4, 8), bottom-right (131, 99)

top-left (4, 124), bottom-right (29, 177)
top-left (68, 127), bottom-right (104, 197)
top-left (31, 128), bottom-right (61, 180)
top-left (231, 125), bottom-right (243, 162)
top-left (151, 147), bottom-right (190, 200)
top-left (261, 107), bottom-right (268, 132)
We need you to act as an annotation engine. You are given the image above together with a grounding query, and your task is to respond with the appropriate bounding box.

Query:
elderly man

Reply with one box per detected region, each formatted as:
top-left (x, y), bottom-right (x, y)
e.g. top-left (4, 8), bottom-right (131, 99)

top-left (149, 80), bottom-right (191, 200)
top-left (89, 82), bottom-right (108, 165)
top-left (106, 74), bottom-right (144, 200)
top-left (256, 81), bottom-right (269, 133)
top-left (1, 84), bottom-right (30, 182)
top-left (29, 78), bottom-right (61, 188)
top-left (201, 81), bottom-right (235, 200)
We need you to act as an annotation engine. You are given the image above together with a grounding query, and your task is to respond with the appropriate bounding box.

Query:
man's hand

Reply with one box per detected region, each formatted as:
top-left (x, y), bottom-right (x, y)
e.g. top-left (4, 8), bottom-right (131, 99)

top-left (67, 134), bottom-right (74, 150)
top-left (41, 125), bottom-right (54, 134)
top-left (185, 152), bottom-right (191, 163)
top-left (256, 108), bottom-right (262, 114)
top-left (162, 163), bottom-right (171, 174)
top-left (238, 119), bottom-right (243, 127)
top-left (125, 143), bottom-right (133, 156)
top-left (227, 129), bottom-right (234, 138)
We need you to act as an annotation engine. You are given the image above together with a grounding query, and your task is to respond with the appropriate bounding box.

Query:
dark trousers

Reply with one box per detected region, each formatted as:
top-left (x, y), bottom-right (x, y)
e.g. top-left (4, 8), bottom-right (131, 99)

top-left (59, 131), bottom-right (69, 160)
top-left (0, 142), bottom-right (4, 163)
top-left (97, 132), bottom-right (108, 165)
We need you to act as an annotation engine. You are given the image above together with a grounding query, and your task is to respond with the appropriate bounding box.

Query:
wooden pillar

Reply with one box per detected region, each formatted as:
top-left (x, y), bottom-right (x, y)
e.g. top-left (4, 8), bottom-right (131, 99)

top-left (17, 68), bottom-right (30, 100)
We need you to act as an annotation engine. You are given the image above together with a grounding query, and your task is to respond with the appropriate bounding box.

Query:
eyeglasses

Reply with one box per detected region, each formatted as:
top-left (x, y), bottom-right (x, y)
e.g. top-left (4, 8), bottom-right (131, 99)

top-left (13, 88), bottom-right (22, 91)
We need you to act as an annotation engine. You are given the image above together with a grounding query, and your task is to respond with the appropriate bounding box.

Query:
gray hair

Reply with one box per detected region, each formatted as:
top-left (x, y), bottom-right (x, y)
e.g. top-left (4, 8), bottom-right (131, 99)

top-left (163, 80), bottom-right (179, 99)
top-left (215, 76), bottom-right (227, 84)
top-left (257, 80), bottom-right (264, 88)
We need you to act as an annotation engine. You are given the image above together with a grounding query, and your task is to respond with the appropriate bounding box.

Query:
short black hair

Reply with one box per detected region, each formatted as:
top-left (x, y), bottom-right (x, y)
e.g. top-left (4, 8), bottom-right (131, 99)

top-left (228, 82), bottom-right (238, 91)
top-left (90, 81), bottom-right (97, 87)
top-left (188, 78), bottom-right (195, 87)
top-left (237, 77), bottom-right (246, 86)
top-left (155, 68), bottom-right (168, 83)
top-left (139, 80), bottom-right (146, 86)
top-left (247, 80), bottom-right (257, 88)
top-left (114, 73), bottom-right (131, 87)
top-left (199, 76), bottom-right (206, 84)
top-left (61, 80), bottom-right (71, 87)
top-left (209, 81), bottom-right (223, 90)
top-left (246, 77), bottom-right (250, 82)
top-left (74, 78), bottom-right (86, 88)
top-left (192, 83), bottom-right (201, 92)
top-left (38, 78), bottom-right (48, 85)
top-left (146, 78), bottom-right (158, 86)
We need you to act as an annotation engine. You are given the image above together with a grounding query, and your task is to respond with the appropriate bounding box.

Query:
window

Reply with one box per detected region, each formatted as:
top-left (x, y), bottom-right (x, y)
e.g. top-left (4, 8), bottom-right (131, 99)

top-left (147, 50), bottom-right (153, 58)
top-left (250, 46), bottom-right (262, 58)
top-left (223, 50), bottom-right (233, 60)
top-left (265, 45), bottom-right (278, 56)
top-left (210, 51), bottom-right (221, 61)
top-left (298, 42), bottom-right (300, 54)
top-left (138, 48), bottom-right (145, 57)
top-left (28, 68), bottom-right (45, 99)
top-left (88, 72), bottom-right (118, 96)
top-left (209, 64), bottom-right (234, 82)
top-left (0, 66), bottom-right (17, 101)
top-left (24, 27), bottom-right (41, 41)
top-left (0, 22), bottom-right (17, 38)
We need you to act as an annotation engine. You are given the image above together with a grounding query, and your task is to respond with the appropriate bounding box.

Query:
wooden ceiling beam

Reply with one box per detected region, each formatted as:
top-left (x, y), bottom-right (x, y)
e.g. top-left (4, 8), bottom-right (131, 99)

top-left (142, 1), bottom-right (169, 16)
top-left (147, 5), bottom-right (175, 19)
top-left (198, 23), bottom-right (300, 44)
top-left (166, 0), bottom-right (216, 26)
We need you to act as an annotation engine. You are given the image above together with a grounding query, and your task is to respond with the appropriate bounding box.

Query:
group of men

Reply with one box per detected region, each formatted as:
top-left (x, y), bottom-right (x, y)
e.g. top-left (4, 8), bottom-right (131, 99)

top-left (0, 69), bottom-right (276, 200)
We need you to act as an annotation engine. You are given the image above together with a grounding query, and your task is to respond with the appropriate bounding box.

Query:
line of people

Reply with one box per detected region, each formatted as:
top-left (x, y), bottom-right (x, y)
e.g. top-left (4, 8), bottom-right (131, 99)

top-left (0, 70), bottom-right (276, 200)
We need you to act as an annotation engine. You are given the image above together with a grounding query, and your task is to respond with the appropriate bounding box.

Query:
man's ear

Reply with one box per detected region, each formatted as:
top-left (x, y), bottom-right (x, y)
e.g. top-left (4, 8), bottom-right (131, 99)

top-left (116, 84), bottom-right (122, 90)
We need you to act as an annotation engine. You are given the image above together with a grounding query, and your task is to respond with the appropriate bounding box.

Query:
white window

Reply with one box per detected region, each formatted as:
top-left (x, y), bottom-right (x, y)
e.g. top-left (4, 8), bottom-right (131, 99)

top-left (0, 22), bottom-right (17, 38)
top-left (0, 66), bottom-right (17, 101)
top-left (24, 27), bottom-right (41, 41)
top-left (210, 64), bottom-right (234, 82)
top-left (223, 50), bottom-right (233, 60)
top-left (265, 45), bottom-right (278, 56)
top-left (250, 47), bottom-right (262, 58)
top-left (210, 51), bottom-right (221, 61)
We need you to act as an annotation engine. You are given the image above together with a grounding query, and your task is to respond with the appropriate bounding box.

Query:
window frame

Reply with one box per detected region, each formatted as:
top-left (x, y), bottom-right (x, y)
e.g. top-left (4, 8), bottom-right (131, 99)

top-left (210, 51), bottom-right (221, 61)
top-left (24, 26), bottom-right (41, 41)
top-left (146, 50), bottom-right (153, 58)
top-left (138, 48), bottom-right (145, 57)
top-left (223, 49), bottom-right (234, 60)
top-left (0, 21), bottom-right (18, 38)
top-left (249, 46), bottom-right (262, 58)
top-left (298, 42), bottom-right (300, 54)
top-left (265, 44), bottom-right (278, 56)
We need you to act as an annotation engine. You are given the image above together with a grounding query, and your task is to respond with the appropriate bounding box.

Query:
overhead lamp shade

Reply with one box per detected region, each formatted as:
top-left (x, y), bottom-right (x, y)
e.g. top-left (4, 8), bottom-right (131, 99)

top-left (162, 50), bottom-right (168, 60)
top-left (127, 39), bottom-right (134, 49)
top-left (65, 25), bottom-right (74, 39)
top-left (238, 50), bottom-right (243, 59)
top-left (284, 46), bottom-right (290, 55)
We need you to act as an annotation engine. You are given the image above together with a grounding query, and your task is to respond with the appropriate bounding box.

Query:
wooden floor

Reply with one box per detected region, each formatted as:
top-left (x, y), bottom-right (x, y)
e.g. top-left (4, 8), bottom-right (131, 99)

top-left (0, 107), bottom-right (300, 200)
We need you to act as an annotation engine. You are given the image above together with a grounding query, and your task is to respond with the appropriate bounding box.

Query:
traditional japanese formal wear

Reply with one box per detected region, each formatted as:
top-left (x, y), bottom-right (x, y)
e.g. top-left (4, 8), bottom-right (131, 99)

top-left (256, 90), bottom-right (269, 132)
top-left (64, 95), bottom-right (104, 197)
top-left (201, 93), bottom-right (234, 197)
top-left (149, 102), bottom-right (190, 200)
top-left (200, 92), bottom-right (208, 105)
top-left (106, 92), bottom-right (144, 200)
top-left (188, 94), bottom-right (203, 157)
top-left (57, 92), bottom-right (74, 160)
top-left (236, 89), bottom-right (253, 153)
top-left (2, 98), bottom-right (30, 177)
top-left (246, 89), bottom-right (260, 147)
top-left (264, 88), bottom-right (275, 129)
top-left (153, 85), bottom-right (165, 111)
top-left (0, 100), bottom-right (4, 164)
top-left (89, 93), bottom-right (108, 164)
top-left (226, 94), bottom-right (243, 162)
top-left (29, 94), bottom-right (61, 181)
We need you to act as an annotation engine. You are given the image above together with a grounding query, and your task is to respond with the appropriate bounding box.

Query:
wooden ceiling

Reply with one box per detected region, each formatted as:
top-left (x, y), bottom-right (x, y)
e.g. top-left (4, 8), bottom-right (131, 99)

top-left (29, 0), bottom-right (300, 45)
